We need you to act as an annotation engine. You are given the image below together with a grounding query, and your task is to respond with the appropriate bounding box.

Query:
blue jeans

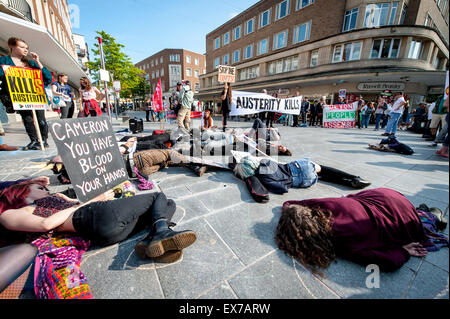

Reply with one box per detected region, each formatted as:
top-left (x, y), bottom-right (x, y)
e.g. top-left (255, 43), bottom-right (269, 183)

top-left (375, 114), bottom-right (384, 130)
top-left (385, 113), bottom-right (402, 135)
top-left (289, 159), bottom-right (318, 189)
top-left (361, 115), bottom-right (370, 128)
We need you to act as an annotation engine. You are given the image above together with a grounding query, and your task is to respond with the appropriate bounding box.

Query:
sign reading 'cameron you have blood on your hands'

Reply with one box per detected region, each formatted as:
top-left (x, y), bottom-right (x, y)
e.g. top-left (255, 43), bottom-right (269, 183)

top-left (50, 118), bottom-right (128, 203)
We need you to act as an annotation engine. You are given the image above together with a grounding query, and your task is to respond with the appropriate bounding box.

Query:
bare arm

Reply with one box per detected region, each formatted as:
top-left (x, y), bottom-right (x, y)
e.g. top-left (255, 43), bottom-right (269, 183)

top-left (94, 87), bottom-right (104, 102)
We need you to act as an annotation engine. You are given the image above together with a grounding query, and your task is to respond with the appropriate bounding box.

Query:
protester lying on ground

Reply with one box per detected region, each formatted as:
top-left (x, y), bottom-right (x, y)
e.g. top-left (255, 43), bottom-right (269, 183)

top-left (233, 156), bottom-right (371, 194)
top-left (118, 132), bottom-right (176, 152)
top-left (275, 188), bottom-right (449, 274)
top-left (0, 180), bottom-right (197, 263)
top-left (369, 136), bottom-right (414, 155)
top-left (0, 135), bottom-right (19, 152)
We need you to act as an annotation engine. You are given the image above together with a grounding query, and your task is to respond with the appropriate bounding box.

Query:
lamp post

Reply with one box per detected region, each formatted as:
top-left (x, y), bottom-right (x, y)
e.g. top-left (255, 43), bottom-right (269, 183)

top-left (98, 36), bottom-right (111, 119)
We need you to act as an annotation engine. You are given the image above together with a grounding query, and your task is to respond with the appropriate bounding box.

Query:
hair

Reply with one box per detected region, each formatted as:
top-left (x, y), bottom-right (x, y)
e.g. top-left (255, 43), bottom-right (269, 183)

top-left (279, 148), bottom-right (292, 156)
top-left (226, 83), bottom-right (232, 103)
top-left (275, 204), bottom-right (336, 275)
top-left (203, 109), bottom-right (213, 129)
top-left (233, 156), bottom-right (260, 179)
top-left (80, 76), bottom-right (92, 91)
top-left (0, 181), bottom-right (47, 214)
top-left (58, 73), bottom-right (67, 83)
top-left (7, 37), bottom-right (30, 66)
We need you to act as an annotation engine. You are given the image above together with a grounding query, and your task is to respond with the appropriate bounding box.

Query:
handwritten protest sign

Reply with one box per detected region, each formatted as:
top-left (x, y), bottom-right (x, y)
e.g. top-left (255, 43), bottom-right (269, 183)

top-left (50, 118), bottom-right (128, 203)
top-left (218, 65), bottom-right (236, 83)
top-left (230, 91), bottom-right (302, 116)
top-left (1, 65), bottom-right (49, 110)
top-left (323, 102), bottom-right (358, 129)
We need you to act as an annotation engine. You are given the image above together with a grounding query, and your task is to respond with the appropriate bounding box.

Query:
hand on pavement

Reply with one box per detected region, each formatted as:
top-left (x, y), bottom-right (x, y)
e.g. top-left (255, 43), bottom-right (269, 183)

top-left (403, 243), bottom-right (428, 258)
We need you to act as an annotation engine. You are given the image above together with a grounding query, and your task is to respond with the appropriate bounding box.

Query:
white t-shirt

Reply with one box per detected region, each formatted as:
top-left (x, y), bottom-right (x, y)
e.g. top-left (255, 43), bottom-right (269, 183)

top-left (391, 96), bottom-right (406, 114)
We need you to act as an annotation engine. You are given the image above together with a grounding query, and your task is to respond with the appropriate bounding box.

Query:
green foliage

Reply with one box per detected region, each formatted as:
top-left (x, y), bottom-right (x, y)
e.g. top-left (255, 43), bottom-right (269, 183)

top-left (86, 30), bottom-right (146, 99)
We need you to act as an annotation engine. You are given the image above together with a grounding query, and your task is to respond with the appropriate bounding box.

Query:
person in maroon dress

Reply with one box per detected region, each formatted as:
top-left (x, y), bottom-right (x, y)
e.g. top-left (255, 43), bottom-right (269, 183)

top-left (275, 188), bottom-right (448, 273)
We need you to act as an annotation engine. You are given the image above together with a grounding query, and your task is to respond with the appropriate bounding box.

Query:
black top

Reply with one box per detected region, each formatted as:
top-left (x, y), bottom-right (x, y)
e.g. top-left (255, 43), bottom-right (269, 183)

top-left (221, 90), bottom-right (230, 113)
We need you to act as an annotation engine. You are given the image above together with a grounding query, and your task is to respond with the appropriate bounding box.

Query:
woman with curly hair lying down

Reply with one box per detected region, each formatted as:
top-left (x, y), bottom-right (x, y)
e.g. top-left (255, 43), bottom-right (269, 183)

top-left (275, 188), bottom-right (448, 274)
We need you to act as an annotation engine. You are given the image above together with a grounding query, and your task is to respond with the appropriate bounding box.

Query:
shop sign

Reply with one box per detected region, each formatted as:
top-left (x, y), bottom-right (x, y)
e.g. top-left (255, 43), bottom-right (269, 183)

top-left (357, 82), bottom-right (405, 91)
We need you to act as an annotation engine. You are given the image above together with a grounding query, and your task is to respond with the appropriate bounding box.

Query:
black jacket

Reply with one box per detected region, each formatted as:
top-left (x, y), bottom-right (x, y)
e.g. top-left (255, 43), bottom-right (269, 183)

top-left (254, 159), bottom-right (293, 194)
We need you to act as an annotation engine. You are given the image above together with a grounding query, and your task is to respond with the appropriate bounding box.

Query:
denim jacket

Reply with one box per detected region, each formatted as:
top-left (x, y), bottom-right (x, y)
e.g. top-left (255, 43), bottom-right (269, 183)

top-left (288, 159), bottom-right (318, 189)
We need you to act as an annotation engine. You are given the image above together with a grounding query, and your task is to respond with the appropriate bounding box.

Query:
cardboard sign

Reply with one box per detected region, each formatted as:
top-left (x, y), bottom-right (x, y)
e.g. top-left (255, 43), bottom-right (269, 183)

top-left (218, 65), bottom-right (236, 83)
top-left (339, 89), bottom-right (347, 98)
top-left (323, 102), bottom-right (358, 129)
top-left (230, 91), bottom-right (302, 116)
top-left (113, 80), bottom-right (121, 92)
top-left (445, 71), bottom-right (449, 100)
top-left (1, 65), bottom-right (49, 110)
top-left (49, 118), bottom-right (128, 203)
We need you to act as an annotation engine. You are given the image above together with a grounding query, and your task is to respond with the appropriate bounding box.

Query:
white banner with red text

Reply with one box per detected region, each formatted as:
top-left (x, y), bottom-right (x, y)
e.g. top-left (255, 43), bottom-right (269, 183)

top-left (323, 102), bottom-right (358, 129)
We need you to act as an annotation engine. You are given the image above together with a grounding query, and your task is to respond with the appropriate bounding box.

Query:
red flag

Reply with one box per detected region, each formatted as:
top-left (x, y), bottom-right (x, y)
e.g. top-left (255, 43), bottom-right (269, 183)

top-left (152, 79), bottom-right (163, 112)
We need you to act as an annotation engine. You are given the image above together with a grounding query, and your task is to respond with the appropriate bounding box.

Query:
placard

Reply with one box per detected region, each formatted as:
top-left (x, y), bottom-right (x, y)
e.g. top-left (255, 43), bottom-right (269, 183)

top-left (1, 65), bottom-right (49, 110)
top-left (49, 118), bottom-right (128, 203)
top-left (218, 65), bottom-right (236, 83)
top-left (323, 102), bottom-right (358, 129)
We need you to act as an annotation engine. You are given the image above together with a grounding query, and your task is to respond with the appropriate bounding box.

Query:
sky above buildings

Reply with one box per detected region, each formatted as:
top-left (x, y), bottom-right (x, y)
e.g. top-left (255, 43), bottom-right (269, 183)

top-left (70, 0), bottom-right (259, 64)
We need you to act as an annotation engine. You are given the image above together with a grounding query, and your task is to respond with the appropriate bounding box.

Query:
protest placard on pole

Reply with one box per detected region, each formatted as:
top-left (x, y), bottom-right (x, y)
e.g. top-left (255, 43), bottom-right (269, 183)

top-left (445, 71), bottom-right (449, 100)
top-left (218, 65), bottom-right (236, 83)
top-left (2, 65), bottom-right (50, 151)
top-left (230, 91), bottom-right (302, 116)
top-left (49, 118), bottom-right (128, 203)
top-left (323, 102), bottom-right (358, 129)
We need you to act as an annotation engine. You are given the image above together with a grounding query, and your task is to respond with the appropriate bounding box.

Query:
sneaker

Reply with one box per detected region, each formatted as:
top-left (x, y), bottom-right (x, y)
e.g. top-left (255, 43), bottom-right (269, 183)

top-left (429, 142), bottom-right (438, 148)
top-left (350, 177), bottom-right (371, 189)
top-left (381, 133), bottom-right (390, 136)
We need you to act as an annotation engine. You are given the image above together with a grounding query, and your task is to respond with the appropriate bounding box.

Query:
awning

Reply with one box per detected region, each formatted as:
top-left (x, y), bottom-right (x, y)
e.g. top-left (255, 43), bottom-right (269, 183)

top-left (0, 12), bottom-right (86, 87)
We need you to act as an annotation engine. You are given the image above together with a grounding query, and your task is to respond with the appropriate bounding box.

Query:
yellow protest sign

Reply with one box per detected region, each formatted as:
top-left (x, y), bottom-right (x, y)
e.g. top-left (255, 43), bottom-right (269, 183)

top-left (1, 65), bottom-right (49, 110)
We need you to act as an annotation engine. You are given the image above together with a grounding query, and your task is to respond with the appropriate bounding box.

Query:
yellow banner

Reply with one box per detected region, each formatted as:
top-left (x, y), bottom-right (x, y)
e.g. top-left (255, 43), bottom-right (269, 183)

top-left (1, 65), bottom-right (49, 110)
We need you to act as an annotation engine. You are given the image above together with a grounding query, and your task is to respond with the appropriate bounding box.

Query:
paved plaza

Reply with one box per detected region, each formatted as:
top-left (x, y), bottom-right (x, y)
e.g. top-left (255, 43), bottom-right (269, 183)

top-left (0, 114), bottom-right (448, 299)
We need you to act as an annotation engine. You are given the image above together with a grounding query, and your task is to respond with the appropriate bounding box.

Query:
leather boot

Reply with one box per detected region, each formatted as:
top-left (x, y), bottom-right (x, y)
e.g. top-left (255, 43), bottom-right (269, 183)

top-left (348, 177), bottom-right (371, 189)
top-left (429, 207), bottom-right (448, 232)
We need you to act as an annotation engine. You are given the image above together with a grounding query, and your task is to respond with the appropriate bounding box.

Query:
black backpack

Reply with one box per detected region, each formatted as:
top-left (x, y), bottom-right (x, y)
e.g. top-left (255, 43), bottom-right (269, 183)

top-left (245, 176), bottom-right (270, 203)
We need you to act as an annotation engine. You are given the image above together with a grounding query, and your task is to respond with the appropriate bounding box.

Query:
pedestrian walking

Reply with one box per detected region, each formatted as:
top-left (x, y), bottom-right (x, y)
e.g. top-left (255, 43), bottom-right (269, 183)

top-left (383, 92), bottom-right (407, 136)
top-left (0, 38), bottom-right (53, 150)
top-left (51, 74), bottom-right (75, 119)
top-left (361, 102), bottom-right (375, 128)
top-left (374, 97), bottom-right (388, 131)
top-left (177, 80), bottom-right (194, 131)
top-left (78, 77), bottom-right (104, 118)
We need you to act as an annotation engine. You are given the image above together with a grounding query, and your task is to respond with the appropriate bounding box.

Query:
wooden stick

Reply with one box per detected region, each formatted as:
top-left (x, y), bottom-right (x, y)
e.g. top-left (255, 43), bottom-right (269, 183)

top-left (32, 109), bottom-right (45, 152)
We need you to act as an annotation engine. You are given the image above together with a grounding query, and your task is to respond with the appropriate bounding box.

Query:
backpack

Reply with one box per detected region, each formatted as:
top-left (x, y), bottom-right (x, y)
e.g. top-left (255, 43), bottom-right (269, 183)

top-left (245, 176), bottom-right (270, 203)
top-left (182, 88), bottom-right (194, 108)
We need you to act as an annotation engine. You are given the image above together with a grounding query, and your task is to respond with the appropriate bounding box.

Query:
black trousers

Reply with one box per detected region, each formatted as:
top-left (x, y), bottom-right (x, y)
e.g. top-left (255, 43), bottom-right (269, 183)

top-left (72, 192), bottom-right (176, 246)
top-left (318, 166), bottom-right (359, 187)
top-left (309, 113), bottom-right (318, 126)
top-left (293, 115), bottom-right (299, 127)
top-left (18, 110), bottom-right (48, 142)
top-left (266, 112), bottom-right (275, 127)
top-left (60, 101), bottom-right (74, 119)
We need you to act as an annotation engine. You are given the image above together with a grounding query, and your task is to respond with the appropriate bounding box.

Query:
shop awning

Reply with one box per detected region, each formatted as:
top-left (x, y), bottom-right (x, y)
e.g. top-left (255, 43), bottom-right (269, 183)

top-left (0, 12), bottom-right (86, 87)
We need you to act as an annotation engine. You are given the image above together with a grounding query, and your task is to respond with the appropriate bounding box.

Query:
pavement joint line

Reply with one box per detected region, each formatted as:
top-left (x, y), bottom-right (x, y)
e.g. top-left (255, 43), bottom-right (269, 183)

top-left (153, 265), bottom-right (167, 299)
top-left (402, 258), bottom-right (425, 299)
top-left (193, 249), bottom-right (278, 299)
top-left (292, 257), bottom-right (317, 299)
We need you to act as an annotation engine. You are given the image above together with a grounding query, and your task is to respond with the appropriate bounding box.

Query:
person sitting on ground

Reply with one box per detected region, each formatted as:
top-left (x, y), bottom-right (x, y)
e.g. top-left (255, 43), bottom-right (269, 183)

top-left (0, 180), bottom-right (197, 263)
top-left (275, 188), bottom-right (448, 274)
top-left (201, 109), bottom-right (217, 131)
top-left (233, 156), bottom-right (371, 194)
top-left (369, 136), bottom-right (414, 155)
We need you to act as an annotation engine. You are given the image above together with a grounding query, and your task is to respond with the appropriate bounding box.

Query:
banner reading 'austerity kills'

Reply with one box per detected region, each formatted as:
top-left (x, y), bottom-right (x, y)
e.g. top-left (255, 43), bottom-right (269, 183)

top-left (1, 65), bottom-right (49, 110)
top-left (323, 102), bottom-right (358, 129)
top-left (230, 91), bottom-right (302, 116)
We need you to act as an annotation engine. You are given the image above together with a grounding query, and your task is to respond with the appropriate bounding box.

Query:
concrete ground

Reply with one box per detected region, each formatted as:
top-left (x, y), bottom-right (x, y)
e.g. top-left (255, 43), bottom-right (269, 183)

top-left (0, 113), bottom-right (448, 299)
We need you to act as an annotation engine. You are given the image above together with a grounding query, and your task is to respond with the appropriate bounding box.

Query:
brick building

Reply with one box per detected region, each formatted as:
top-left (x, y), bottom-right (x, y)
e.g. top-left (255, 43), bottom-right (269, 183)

top-left (135, 49), bottom-right (206, 97)
top-left (199, 0), bottom-right (449, 109)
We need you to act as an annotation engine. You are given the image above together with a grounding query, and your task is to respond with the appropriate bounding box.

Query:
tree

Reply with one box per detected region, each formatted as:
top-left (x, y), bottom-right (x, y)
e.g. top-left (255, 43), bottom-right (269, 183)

top-left (86, 31), bottom-right (144, 99)
top-left (132, 77), bottom-right (152, 101)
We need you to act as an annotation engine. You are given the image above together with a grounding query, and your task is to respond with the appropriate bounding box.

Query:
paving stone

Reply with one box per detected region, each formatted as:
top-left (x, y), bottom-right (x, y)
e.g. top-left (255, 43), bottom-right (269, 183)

top-left (197, 281), bottom-right (238, 299)
top-left (425, 248), bottom-right (449, 273)
top-left (228, 250), bottom-right (339, 299)
top-left (407, 261), bottom-right (449, 299)
top-left (174, 196), bottom-right (212, 223)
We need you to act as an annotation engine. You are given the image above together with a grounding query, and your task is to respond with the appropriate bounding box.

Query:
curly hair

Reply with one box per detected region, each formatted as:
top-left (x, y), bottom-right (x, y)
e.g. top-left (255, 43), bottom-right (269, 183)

top-left (275, 204), bottom-right (336, 275)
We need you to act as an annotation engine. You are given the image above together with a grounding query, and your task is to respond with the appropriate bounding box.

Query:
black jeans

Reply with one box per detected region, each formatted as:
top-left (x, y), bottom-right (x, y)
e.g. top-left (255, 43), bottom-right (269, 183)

top-left (72, 193), bottom-right (176, 246)
top-left (309, 113), bottom-right (318, 126)
top-left (18, 110), bottom-right (48, 143)
top-left (266, 112), bottom-right (275, 127)
top-left (318, 166), bottom-right (359, 187)
top-left (60, 101), bottom-right (74, 119)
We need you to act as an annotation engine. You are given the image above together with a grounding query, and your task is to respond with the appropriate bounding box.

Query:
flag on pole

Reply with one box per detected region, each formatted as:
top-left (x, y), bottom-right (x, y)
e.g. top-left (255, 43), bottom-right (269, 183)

top-left (152, 79), bottom-right (163, 112)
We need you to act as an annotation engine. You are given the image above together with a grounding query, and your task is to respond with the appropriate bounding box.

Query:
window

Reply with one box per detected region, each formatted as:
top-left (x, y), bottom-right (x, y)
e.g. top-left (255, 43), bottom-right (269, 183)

top-left (296, 0), bottom-right (314, 10)
top-left (273, 30), bottom-right (288, 50)
top-left (408, 40), bottom-right (423, 59)
top-left (364, 3), bottom-right (390, 28)
top-left (203, 69), bottom-right (206, 74)
top-left (223, 32), bottom-right (230, 46)
top-left (194, 70), bottom-right (200, 78)
top-left (239, 66), bottom-right (260, 81)
top-left (310, 50), bottom-right (319, 67)
top-left (151, 60), bottom-right (154, 67)
top-left (214, 57), bottom-right (220, 69)
top-left (388, 2), bottom-right (398, 25)
top-left (370, 38), bottom-right (401, 59)
top-left (434, 56), bottom-right (441, 69)
top-left (186, 55), bottom-right (191, 63)
top-left (233, 25), bottom-right (241, 41)
top-left (400, 3), bottom-right (407, 24)
top-left (333, 42), bottom-right (362, 62)
top-left (156, 70), bottom-right (159, 78)
top-left (169, 65), bottom-right (181, 75)
top-left (259, 9), bottom-right (271, 28)
top-left (169, 54), bottom-right (180, 62)
top-left (160, 57), bottom-right (163, 63)
top-left (246, 18), bottom-right (255, 35)
top-left (215, 37), bottom-right (220, 49)
top-left (276, 0), bottom-right (291, 20)
top-left (293, 21), bottom-right (311, 44)
top-left (257, 38), bottom-right (269, 55)
top-left (343, 8), bottom-right (359, 32)
top-left (152, 72), bottom-right (155, 79)
top-left (223, 54), bottom-right (230, 65)
top-left (425, 13), bottom-right (434, 27)
top-left (244, 45), bottom-right (253, 59)
top-left (267, 56), bottom-right (299, 75)
top-left (155, 60), bottom-right (158, 66)
top-left (233, 49), bottom-right (240, 63)
top-left (195, 58), bottom-right (199, 65)
top-left (186, 68), bottom-right (192, 77)
top-left (194, 82), bottom-right (200, 92)
top-left (161, 68), bottom-right (164, 77)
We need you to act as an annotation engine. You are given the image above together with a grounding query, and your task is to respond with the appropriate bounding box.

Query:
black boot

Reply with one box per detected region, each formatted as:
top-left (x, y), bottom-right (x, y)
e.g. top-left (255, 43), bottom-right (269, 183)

top-left (344, 177), bottom-right (371, 189)
top-left (136, 219), bottom-right (197, 259)
top-left (429, 208), bottom-right (448, 232)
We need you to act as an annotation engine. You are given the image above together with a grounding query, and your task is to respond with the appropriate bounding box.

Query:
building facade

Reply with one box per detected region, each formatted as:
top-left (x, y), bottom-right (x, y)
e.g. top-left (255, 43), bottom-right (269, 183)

top-left (135, 49), bottom-right (206, 96)
top-left (199, 0), bottom-right (449, 108)
top-left (73, 33), bottom-right (90, 73)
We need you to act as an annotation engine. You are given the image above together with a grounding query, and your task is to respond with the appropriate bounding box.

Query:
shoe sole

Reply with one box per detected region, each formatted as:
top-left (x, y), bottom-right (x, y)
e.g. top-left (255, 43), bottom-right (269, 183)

top-left (146, 232), bottom-right (197, 258)
top-left (153, 250), bottom-right (183, 263)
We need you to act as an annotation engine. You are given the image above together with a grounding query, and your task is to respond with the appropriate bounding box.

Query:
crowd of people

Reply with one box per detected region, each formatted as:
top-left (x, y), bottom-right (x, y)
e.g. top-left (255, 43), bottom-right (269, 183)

top-left (0, 37), bottom-right (448, 299)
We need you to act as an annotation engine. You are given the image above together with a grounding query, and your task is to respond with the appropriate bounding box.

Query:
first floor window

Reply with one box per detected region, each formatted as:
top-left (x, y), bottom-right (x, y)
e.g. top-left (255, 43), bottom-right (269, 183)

top-left (186, 68), bottom-right (192, 77)
top-left (215, 37), bottom-right (220, 49)
top-left (370, 38), bottom-right (401, 59)
top-left (223, 54), bottom-right (230, 65)
top-left (258, 38), bottom-right (269, 55)
top-left (233, 49), bottom-right (240, 63)
top-left (267, 56), bottom-right (299, 75)
top-left (333, 42), bottom-right (362, 62)
top-left (214, 57), bottom-right (220, 69)
top-left (244, 45), bottom-right (253, 59)
top-left (310, 50), bottom-right (319, 67)
top-left (239, 66), bottom-right (260, 81)
top-left (408, 40), bottom-right (423, 59)
top-left (343, 8), bottom-right (359, 31)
